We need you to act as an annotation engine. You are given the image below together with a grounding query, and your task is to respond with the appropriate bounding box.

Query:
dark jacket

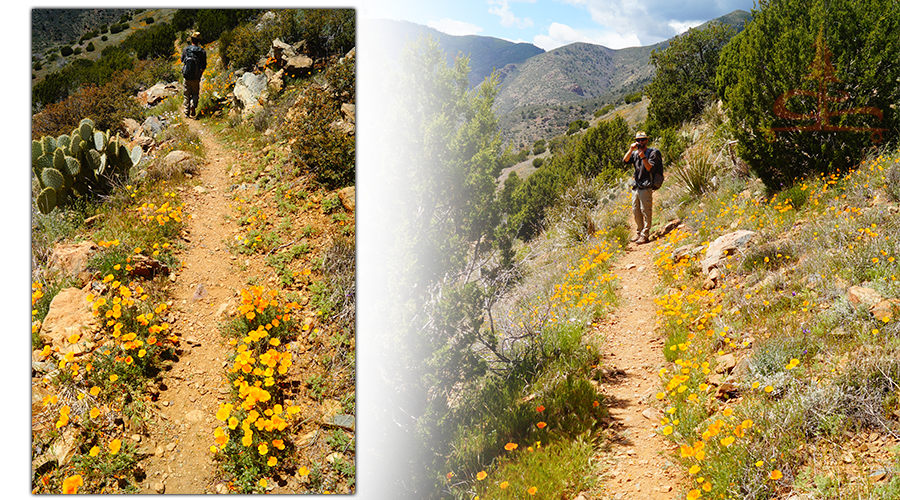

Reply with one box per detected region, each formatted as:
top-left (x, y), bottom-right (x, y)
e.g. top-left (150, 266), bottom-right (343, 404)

top-left (626, 147), bottom-right (662, 189)
top-left (181, 44), bottom-right (207, 81)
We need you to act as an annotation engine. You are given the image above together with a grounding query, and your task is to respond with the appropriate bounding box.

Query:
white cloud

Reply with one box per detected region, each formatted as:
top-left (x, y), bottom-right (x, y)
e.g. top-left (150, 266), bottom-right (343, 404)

top-left (571, 0), bottom-right (753, 46)
top-left (668, 19), bottom-right (705, 35)
top-left (426, 18), bottom-right (485, 36)
top-left (533, 21), bottom-right (641, 51)
top-left (488, 0), bottom-right (534, 29)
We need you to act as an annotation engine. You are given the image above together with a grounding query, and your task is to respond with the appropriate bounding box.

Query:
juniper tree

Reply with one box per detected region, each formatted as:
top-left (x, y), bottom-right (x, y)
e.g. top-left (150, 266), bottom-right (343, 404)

top-left (716, 0), bottom-right (900, 191)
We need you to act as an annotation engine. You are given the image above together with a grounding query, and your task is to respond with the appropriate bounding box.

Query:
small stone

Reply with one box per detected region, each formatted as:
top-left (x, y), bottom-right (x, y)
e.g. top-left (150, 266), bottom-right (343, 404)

top-left (152, 482), bottom-right (166, 494)
top-left (166, 442), bottom-right (177, 452)
top-left (185, 409), bottom-right (204, 423)
top-left (869, 469), bottom-right (889, 483)
top-left (131, 434), bottom-right (142, 442)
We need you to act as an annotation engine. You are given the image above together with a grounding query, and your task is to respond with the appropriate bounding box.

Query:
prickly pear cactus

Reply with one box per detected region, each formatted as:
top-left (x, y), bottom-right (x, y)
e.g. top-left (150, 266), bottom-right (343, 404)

top-left (33, 116), bottom-right (142, 214)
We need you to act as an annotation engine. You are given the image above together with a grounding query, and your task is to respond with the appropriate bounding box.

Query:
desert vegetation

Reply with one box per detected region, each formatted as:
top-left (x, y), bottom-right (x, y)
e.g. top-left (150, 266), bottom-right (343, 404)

top-left (32, 8), bottom-right (355, 494)
top-left (373, 0), bottom-right (900, 498)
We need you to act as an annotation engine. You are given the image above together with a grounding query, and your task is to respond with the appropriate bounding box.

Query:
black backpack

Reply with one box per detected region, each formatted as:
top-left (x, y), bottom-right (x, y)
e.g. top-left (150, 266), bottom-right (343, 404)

top-left (648, 147), bottom-right (664, 190)
top-left (182, 46), bottom-right (202, 80)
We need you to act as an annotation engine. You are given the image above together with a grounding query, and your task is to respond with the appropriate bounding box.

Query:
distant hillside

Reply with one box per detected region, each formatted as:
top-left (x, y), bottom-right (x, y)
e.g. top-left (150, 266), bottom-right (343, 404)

top-left (32, 9), bottom-right (135, 54)
top-left (493, 41), bottom-right (659, 116)
top-left (369, 10), bottom-right (751, 147)
top-left (31, 9), bottom-right (177, 85)
top-left (367, 19), bottom-right (544, 87)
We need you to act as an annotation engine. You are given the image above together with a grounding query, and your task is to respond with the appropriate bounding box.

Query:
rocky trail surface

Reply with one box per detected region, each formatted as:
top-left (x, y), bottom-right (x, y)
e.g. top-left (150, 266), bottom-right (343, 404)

top-left (140, 117), bottom-right (254, 493)
top-left (591, 230), bottom-right (683, 500)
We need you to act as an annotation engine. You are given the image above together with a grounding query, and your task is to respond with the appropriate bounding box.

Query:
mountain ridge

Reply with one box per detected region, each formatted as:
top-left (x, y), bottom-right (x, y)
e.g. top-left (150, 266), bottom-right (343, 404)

top-left (373, 10), bottom-right (752, 146)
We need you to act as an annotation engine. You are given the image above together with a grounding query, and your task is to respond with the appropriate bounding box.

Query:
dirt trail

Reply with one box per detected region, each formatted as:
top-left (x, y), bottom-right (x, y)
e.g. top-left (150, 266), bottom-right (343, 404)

top-left (592, 231), bottom-right (682, 500)
top-left (140, 118), bottom-right (261, 493)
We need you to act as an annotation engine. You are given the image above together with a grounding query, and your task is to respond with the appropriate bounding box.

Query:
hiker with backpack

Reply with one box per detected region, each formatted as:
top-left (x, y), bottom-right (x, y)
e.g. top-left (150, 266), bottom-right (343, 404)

top-left (623, 131), bottom-right (663, 245)
top-left (181, 31), bottom-right (207, 118)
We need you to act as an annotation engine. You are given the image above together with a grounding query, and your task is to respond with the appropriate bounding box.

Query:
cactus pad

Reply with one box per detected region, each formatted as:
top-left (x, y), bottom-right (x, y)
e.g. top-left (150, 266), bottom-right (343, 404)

top-left (57, 134), bottom-right (71, 151)
top-left (130, 146), bottom-right (142, 166)
top-left (37, 187), bottom-right (57, 215)
top-left (41, 136), bottom-right (56, 155)
top-left (41, 167), bottom-right (65, 192)
top-left (65, 156), bottom-right (81, 177)
top-left (79, 121), bottom-right (94, 142)
top-left (53, 148), bottom-right (67, 171)
top-left (87, 149), bottom-right (102, 171)
top-left (35, 153), bottom-right (53, 177)
top-left (32, 140), bottom-right (43, 165)
top-left (94, 130), bottom-right (106, 151)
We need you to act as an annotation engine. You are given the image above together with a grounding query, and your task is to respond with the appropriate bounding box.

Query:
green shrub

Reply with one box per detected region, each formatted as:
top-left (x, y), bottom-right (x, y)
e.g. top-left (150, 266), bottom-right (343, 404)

top-left (60, 46), bottom-right (73, 57)
top-left (196, 9), bottom-right (258, 43)
top-left (566, 119), bottom-right (589, 135)
top-left (221, 21), bottom-right (274, 70)
top-left (296, 9), bottom-right (355, 59)
top-left (594, 103), bottom-right (615, 117)
top-left (285, 55), bottom-right (355, 189)
top-left (532, 157), bottom-right (544, 168)
top-left (646, 22), bottom-right (736, 129)
top-left (717, 0), bottom-right (900, 191)
top-left (120, 21), bottom-right (176, 60)
top-left (86, 42), bottom-right (95, 52)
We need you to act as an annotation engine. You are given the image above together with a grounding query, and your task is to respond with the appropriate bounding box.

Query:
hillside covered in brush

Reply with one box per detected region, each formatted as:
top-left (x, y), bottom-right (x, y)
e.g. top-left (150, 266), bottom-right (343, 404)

top-left (31, 8), bottom-right (356, 495)
top-left (367, 1), bottom-right (900, 498)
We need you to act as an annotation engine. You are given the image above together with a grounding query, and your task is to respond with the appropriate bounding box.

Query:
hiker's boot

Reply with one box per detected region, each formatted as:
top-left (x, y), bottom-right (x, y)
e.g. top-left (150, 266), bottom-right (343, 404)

top-left (635, 235), bottom-right (649, 244)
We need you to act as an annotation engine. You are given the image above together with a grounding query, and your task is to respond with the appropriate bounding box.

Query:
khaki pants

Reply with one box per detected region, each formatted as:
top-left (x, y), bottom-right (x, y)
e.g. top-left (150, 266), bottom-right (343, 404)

top-left (632, 188), bottom-right (653, 239)
top-left (184, 79), bottom-right (200, 114)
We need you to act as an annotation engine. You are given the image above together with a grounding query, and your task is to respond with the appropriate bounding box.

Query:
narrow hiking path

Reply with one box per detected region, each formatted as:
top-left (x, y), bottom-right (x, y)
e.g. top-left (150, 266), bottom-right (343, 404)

top-left (140, 118), bottom-right (269, 493)
top-left (592, 230), bottom-right (682, 500)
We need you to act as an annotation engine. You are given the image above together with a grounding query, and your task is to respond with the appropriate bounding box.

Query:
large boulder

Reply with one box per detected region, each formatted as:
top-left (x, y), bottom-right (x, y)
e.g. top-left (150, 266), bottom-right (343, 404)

top-left (338, 186), bottom-right (355, 212)
top-left (269, 38), bottom-right (312, 75)
top-left (233, 72), bottom-right (269, 116)
top-left (848, 286), bottom-right (900, 322)
top-left (47, 241), bottom-right (99, 283)
top-left (136, 81), bottom-right (180, 107)
top-left (702, 230), bottom-right (757, 274)
top-left (39, 287), bottom-right (99, 355)
top-left (284, 54), bottom-right (313, 75)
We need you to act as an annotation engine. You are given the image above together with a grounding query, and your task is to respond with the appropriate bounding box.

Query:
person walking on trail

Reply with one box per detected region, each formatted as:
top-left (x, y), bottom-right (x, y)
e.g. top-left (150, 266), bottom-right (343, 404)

top-left (623, 131), bottom-right (662, 245)
top-left (181, 31), bottom-right (207, 118)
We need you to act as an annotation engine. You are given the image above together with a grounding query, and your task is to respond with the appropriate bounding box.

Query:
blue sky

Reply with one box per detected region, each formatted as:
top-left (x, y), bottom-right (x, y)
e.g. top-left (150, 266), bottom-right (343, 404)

top-left (364, 0), bottom-right (758, 50)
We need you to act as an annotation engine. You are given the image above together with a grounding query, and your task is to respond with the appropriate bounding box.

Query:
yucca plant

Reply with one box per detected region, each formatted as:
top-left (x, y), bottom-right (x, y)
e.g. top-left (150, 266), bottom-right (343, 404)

top-left (671, 146), bottom-right (720, 199)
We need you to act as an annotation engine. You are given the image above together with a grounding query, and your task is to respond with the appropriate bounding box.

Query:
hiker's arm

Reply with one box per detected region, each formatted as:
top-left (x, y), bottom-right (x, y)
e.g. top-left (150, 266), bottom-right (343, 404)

top-left (641, 152), bottom-right (652, 171)
top-left (623, 143), bottom-right (637, 163)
